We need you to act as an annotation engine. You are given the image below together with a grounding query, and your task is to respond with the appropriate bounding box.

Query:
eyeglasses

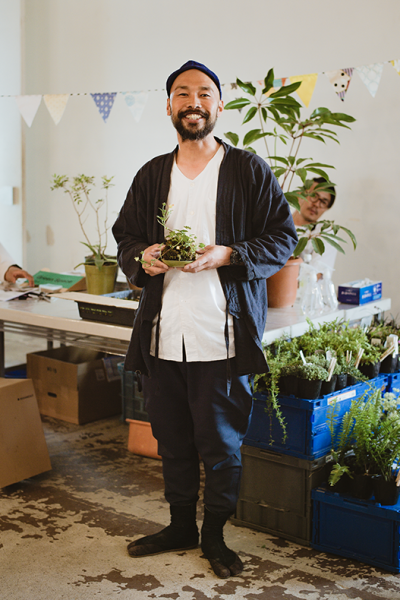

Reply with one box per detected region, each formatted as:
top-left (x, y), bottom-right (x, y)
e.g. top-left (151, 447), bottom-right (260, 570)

top-left (308, 193), bottom-right (331, 209)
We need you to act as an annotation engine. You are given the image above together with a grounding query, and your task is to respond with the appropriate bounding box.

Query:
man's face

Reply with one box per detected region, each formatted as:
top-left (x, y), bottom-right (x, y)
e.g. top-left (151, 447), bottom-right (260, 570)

top-left (166, 69), bottom-right (224, 141)
top-left (298, 182), bottom-right (332, 223)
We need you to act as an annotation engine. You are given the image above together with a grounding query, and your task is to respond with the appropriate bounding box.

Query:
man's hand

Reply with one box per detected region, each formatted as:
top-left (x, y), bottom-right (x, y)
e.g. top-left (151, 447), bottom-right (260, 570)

top-left (4, 266), bottom-right (34, 287)
top-left (141, 244), bottom-right (170, 276)
top-left (182, 245), bottom-right (232, 273)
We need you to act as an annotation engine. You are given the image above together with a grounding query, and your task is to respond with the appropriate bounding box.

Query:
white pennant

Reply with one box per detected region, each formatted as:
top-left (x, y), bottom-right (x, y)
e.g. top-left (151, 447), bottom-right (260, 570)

top-left (355, 63), bottom-right (384, 97)
top-left (15, 95), bottom-right (42, 127)
top-left (43, 94), bottom-right (69, 125)
top-left (121, 92), bottom-right (149, 122)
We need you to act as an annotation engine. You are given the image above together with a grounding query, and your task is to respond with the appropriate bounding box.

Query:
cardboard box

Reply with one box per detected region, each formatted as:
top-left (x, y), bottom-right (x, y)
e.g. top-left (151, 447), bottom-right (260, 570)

top-left (27, 346), bottom-right (122, 424)
top-left (0, 378), bottom-right (51, 488)
top-left (338, 279), bottom-right (382, 305)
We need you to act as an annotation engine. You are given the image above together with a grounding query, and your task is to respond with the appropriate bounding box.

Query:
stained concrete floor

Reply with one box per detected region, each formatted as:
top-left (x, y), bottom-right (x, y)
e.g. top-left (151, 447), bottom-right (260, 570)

top-left (2, 334), bottom-right (400, 599)
top-left (2, 416), bottom-right (400, 599)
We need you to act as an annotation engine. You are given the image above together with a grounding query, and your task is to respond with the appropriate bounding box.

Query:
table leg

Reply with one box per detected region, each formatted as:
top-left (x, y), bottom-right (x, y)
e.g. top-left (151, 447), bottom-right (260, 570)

top-left (0, 323), bottom-right (4, 377)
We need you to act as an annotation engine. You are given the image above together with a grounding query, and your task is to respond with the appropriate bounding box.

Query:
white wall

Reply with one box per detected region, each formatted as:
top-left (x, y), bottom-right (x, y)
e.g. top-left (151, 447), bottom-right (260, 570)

top-left (0, 0), bottom-right (23, 264)
top-left (7, 0), bottom-right (400, 316)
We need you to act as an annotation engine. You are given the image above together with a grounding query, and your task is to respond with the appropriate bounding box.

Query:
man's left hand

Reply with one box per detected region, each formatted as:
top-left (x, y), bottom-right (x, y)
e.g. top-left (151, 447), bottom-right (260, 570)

top-left (182, 245), bottom-right (232, 273)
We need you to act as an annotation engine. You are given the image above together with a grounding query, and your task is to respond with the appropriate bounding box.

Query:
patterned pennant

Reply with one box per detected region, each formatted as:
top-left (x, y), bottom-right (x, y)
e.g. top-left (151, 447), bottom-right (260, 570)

top-left (390, 59), bottom-right (400, 75)
top-left (222, 82), bottom-right (245, 103)
top-left (261, 77), bottom-right (290, 98)
top-left (355, 63), bottom-right (383, 97)
top-left (43, 94), bottom-right (69, 125)
top-left (90, 92), bottom-right (117, 123)
top-left (325, 68), bottom-right (354, 101)
top-left (121, 91), bottom-right (149, 123)
top-left (289, 73), bottom-right (318, 107)
top-left (15, 95), bottom-right (42, 127)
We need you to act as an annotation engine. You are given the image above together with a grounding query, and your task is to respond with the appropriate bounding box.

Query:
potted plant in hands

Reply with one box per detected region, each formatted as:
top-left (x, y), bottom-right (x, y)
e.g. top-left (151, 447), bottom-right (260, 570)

top-left (223, 69), bottom-right (357, 306)
top-left (51, 174), bottom-right (118, 294)
top-left (157, 203), bottom-right (205, 267)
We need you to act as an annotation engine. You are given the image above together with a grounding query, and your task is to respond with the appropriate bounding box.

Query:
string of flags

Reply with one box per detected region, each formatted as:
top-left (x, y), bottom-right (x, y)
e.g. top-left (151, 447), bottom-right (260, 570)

top-left (2, 59), bottom-right (400, 127)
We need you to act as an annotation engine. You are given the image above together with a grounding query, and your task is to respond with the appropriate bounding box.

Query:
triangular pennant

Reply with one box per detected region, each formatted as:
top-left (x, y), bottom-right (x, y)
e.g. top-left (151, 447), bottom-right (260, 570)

top-left (324, 68), bottom-right (354, 101)
top-left (121, 91), bottom-right (149, 123)
top-left (390, 59), bottom-right (400, 75)
top-left (43, 94), bottom-right (69, 125)
top-left (262, 77), bottom-right (290, 98)
top-left (355, 63), bottom-right (383, 97)
top-left (289, 73), bottom-right (318, 107)
top-left (90, 92), bottom-right (117, 123)
top-left (15, 95), bottom-right (42, 127)
top-left (222, 82), bottom-right (247, 103)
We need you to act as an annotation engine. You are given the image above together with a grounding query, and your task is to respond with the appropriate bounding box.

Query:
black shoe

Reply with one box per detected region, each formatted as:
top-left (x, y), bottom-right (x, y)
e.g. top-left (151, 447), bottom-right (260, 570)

top-left (128, 503), bottom-right (199, 557)
top-left (201, 507), bottom-right (243, 578)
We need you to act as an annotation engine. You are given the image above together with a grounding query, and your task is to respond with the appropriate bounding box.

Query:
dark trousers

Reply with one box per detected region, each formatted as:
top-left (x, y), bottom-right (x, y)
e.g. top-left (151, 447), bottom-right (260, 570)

top-left (142, 357), bottom-right (253, 515)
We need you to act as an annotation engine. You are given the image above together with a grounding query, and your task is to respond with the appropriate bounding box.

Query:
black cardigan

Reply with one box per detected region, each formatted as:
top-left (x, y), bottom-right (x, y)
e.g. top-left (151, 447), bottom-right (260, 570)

top-left (112, 139), bottom-right (298, 377)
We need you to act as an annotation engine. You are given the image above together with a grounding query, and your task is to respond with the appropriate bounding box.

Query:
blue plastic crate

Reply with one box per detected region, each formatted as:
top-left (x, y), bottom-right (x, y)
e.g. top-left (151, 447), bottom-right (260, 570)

top-left (311, 487), bottom-right (400, 573)
top-left (245, 376), bottom-right (389, 461)
top-left (388, 371), bottom-right (400, 399)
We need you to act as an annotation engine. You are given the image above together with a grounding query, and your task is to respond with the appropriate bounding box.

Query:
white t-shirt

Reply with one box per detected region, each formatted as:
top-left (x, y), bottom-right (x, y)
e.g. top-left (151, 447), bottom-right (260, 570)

top-left (0, 243), bottom-right (14, 282)
top-left (150, 145), bottom-right (235, 362)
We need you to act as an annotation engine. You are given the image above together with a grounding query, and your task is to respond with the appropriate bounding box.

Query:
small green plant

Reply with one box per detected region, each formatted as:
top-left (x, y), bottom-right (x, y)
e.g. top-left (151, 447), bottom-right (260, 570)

top-left (51, 174), bottom-right (116, 270)
top-left (223, 68), bottom-right (357, 258)
top-left (297, 362), bottom-right (328, 381)
top-left (157, 203), bottom-right (205, 263)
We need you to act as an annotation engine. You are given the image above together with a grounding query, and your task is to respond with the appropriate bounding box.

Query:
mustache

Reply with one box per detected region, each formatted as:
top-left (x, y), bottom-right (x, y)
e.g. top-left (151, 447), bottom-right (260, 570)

top-left (178, 109), bottom-right (209, 119)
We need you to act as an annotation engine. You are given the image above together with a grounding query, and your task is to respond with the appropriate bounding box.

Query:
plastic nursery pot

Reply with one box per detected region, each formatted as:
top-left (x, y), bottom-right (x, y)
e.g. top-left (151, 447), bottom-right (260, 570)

top-left (330, 472), bottom-right (352, 495)
top-left (296, 378), bottom-right (322, 400)
top-left (380, 355), bottom-right (399, 374)
top-left (335, 373), bottom-right (348, 391)
top-left (349, 473), bottom-right (374, 500)
top-left (346, 374), bottom-right (358, 387)
top-left (321, 375), bottom-right (337, 396)
top-left (279, 375), bottom-right (298, 397)
top-left (359, 362), bottom-right (381, 380)
top-left (372, 476), bottom-right (400, 506)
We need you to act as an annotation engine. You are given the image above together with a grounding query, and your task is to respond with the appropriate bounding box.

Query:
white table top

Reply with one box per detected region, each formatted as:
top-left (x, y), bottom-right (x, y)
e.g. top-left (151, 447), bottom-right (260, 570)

top-left (0, 294), bottom-right (391, 345)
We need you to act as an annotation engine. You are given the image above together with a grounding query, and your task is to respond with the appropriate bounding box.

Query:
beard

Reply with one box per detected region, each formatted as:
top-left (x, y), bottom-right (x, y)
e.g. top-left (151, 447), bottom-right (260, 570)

top-left (171, 108), bottom-right (218, 141)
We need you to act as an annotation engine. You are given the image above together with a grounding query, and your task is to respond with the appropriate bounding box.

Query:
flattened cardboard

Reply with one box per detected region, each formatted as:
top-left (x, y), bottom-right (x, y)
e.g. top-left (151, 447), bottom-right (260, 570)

top-left (27, 346), bottom-right (121, 424)
top-left (0, 378), bottom-right (51, 488)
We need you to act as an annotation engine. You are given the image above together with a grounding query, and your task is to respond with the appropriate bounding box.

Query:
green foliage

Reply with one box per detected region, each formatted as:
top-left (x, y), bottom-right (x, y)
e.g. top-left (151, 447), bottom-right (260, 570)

top-left (51, 174), bottom-right (116, 270)
top-left (157, 203), bottom-right (204, 262)
top-left (223, 68), bottom-right (357, 258)
top-left (297, 362), bottom-right (328, 381)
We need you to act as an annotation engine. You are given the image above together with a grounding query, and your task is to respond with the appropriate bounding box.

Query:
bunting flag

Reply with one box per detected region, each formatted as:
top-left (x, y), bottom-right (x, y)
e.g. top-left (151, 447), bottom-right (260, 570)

top-left (260, 77), bottom-right (290, 98)
top-left (325, 68), bottom-right (354, 101)
top-left (355, 63), bottom-right (384, 97)
top-left (222, 82), bottom-right (247, 103)
top-left (289, 73), bottom-right (318, 107)
top-left (121, 91), bottom-right (149, 123)
top-left (390, 59), bottom-right (400, 75)
top-left (43, 94), bottom-right (69, 125)
top-left (90, 92), bottom-right (117, 122)
top-left (15, 94), bottom-right (42, 127)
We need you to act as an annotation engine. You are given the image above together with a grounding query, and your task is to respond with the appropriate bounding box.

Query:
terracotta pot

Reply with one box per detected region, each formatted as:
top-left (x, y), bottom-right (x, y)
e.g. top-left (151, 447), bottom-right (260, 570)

top-left (266, 257), bottom-right (303, 308)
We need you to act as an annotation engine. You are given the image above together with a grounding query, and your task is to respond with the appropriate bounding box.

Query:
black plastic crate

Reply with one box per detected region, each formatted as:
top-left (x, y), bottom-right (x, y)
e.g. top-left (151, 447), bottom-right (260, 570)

top-left (77, 290), bottom-right (140, 327)
top-left (232, 444), bottom-right (329, 546)
top-left (117, 363), bottom-right (148, 422)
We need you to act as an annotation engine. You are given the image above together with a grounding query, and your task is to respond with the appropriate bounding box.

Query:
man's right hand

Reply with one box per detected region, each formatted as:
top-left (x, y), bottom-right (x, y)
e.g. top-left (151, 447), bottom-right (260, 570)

top-left (141, 244), bottom-right (169, 276)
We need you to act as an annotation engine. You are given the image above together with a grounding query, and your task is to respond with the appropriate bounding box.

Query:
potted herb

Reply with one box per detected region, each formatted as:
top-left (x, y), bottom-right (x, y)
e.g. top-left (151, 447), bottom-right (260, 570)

top-left (296, 362), bottom-right (329, 400)
top-left (223, 69), bottom-right (357, 306)
top-left (51, 174), bottom-right (117, 294)
top-left (157, 203), bottom-right (205, 266)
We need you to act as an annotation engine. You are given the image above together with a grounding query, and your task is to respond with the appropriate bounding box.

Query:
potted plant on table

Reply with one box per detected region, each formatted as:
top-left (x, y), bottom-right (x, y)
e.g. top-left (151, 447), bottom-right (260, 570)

top-left (223, 69), bottom-right (357, 307)
top-left (50, 174), bottom-right (118, 295)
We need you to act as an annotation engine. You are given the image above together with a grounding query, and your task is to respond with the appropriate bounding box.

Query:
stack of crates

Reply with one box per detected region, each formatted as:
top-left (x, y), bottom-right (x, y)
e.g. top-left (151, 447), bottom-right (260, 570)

top-left (234, 374), bottom-right (391, 547)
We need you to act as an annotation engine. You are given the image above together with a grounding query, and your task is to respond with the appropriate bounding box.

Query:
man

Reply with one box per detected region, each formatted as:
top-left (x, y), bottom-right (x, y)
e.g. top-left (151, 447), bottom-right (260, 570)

top-left (0, 242), bottom-right (34, 286)
top-left (292, 177), bottom-right (337, 269)
top-left (112, 60), bottom-right (297, 579)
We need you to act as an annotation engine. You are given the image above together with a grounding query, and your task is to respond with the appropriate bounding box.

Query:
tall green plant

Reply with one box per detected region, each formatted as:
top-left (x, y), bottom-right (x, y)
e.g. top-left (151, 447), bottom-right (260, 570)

top-left (224, 68), bottom-right (357, 258)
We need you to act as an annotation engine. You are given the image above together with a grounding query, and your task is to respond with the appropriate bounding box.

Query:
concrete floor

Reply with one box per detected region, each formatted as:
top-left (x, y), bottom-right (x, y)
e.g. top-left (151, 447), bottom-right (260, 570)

top-left (2, 333), bottom-right (400, 599)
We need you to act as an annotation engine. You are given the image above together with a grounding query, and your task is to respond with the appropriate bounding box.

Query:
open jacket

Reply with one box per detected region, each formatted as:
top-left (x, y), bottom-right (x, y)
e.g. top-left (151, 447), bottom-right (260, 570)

top-left (112, 139), bottom-right (298, 378)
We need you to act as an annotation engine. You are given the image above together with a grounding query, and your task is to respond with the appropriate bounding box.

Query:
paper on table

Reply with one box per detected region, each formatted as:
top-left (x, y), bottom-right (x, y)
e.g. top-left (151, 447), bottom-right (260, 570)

top-left (0, 288), bottom-right (39, 301)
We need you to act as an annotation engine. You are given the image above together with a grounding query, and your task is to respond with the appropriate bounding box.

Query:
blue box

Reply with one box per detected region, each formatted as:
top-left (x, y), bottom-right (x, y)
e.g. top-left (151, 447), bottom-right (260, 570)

top-left (388, 371), bottom-right (400, 399)
top-left (312, 487), bottom-right (400, 573)
top-left (246, 376), bottom-right (389, 461)
top-left (338, 279), bottom-right (382, 305)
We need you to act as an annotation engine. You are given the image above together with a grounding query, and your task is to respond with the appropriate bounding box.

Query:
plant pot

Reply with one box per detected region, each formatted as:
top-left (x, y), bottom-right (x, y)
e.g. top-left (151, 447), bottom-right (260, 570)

top-left (373, 475), bottom-right (400, 505)
top-left (380, 355), bottom-right (399, 374)
top-left (266, 257), bottom-right (303, 308)
top-left (330, 471), bottom-right (352, 495)
top-left (296, 378), bottom-right (322, 400)
top-left (346, 374), bottom-right (358, 387)
top-left (321, 375), bottom-right (337, 396)
top-left (279, 374), bottom-right (298, 397)
top-left (335, 373), bottom-right (348, 391)
top-left (349, 473), bottom-right (373, 500)
top-left (84, 263), bottom-right (118, 295)
top-left (161, 259), bottom-right (193, 268)
top-left (359, 362), bottom-right (381, 380)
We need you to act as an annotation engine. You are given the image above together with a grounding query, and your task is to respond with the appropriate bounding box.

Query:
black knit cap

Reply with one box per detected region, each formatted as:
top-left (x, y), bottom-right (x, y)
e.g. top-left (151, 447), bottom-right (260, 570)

top-left (166, 60), bottom-right (222, 98)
